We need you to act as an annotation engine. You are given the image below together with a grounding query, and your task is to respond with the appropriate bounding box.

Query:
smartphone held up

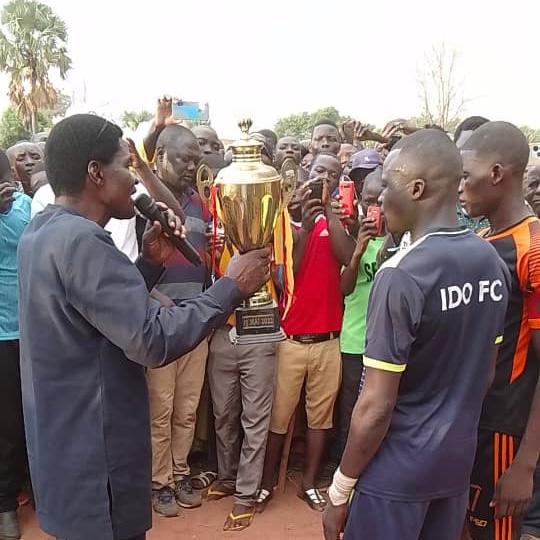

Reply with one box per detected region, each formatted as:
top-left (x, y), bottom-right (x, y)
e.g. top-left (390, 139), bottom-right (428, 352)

top-left (366, 205), bottom-right (384, 236)
top-left (338, 178), bottom-right (356, 217)
top-left (172, 100), bottom-right (210, 123)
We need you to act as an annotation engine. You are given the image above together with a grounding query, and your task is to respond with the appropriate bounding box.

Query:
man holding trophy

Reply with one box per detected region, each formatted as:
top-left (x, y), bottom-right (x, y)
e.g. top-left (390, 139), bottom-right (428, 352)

top-left (198, 119), bottom-right (297, 531)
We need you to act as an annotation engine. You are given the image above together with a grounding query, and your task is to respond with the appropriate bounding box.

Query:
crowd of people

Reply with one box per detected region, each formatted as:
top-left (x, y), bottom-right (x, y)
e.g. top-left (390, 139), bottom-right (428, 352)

top-left (1, 97), bottom-right (540, 540)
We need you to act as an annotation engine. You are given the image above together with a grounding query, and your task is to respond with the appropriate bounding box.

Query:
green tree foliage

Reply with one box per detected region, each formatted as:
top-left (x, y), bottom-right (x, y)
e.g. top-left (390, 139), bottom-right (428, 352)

top-left (0, 0), bottom-right (71, 133)
top-left (120, 110), bottom-right (153, 131)
top-left (274, 106), bottom-right (352, 139)
top-left (0, 106), bottom-right (29, 147)
top-left (0, 93), bottom-right (70, 148)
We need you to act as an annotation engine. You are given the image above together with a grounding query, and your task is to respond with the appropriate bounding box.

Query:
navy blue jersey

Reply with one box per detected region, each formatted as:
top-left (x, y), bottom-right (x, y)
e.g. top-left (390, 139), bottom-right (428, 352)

top-left (358, 228), bottom-right (510, 501)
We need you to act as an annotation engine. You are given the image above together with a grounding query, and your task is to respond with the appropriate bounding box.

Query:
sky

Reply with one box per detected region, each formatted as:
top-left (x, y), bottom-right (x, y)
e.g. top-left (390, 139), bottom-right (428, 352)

top-left (1, 0), bottom-right (539, 139)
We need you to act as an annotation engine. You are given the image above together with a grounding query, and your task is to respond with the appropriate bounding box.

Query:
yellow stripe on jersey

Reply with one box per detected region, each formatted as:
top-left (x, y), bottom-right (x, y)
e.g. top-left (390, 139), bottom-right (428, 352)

top-left (364, 357), bottom-right (407, 373)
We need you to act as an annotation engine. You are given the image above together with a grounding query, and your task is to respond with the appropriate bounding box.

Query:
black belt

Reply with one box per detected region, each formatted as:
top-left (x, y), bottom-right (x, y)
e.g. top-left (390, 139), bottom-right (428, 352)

top-left (289, 331), bottom-right (340, 344)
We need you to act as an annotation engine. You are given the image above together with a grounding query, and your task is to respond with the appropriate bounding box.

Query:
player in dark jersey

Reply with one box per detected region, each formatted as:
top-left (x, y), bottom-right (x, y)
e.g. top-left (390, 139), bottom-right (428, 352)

top-left (322, 129), bottom-right (510, 540)
top-left (460, 122), bottom-right (540, 540)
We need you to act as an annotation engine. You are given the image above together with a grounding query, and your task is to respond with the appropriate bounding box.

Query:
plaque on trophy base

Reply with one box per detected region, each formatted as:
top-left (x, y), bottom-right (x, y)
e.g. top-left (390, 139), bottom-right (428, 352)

top-left (229, 302), bottom-right (286, 345)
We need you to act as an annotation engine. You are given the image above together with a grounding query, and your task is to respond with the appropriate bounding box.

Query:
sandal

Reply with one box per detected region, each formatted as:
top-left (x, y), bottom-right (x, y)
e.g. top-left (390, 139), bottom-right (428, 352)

top-left (298, 488), bottom-right (327, 512)
top-left (206, 483), bottom-right (234, 501)
top-left (191, 471), bottom-right (217, 490)
top-left (223, 507), bottom-right (256, 532)
top-left (255, 488), bottom-right (273, 513)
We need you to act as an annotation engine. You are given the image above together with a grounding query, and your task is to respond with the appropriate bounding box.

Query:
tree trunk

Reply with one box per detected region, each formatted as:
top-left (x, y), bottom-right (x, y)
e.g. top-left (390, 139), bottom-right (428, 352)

top-left (31, 109), bottom-right (37, 135)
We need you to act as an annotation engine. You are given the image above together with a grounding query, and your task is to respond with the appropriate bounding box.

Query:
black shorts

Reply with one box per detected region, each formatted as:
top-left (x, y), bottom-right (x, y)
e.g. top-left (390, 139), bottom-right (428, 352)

top-left (468, 429), bottom-right (521, 540)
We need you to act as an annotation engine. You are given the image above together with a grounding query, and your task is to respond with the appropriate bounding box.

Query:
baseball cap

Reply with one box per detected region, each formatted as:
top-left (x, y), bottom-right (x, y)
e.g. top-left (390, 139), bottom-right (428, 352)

top-left (349, 149), bottom-right (382, 172)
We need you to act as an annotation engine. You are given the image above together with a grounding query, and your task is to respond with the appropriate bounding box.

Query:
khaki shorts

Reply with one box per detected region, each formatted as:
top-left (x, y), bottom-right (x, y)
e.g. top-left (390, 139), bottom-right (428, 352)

top-left (270, 337), bottom-right (341, 434)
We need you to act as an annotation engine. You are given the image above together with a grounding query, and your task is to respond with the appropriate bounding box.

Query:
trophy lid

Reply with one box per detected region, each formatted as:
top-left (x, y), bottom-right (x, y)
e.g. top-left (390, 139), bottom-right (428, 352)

top-left (216, 118), bottom-right (281, 184)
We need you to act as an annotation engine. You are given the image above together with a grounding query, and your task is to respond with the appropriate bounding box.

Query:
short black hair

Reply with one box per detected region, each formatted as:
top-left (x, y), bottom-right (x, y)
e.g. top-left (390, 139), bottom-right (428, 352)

top-left (454, 116), bottom-right (490, 143)
top-left (393, 129), bottom-right (463, 187)
top-left (0, 148), bottom-right (11, 180)
top-left (256, 129), bottom-right (278, 145)
top-left (310, 151), bottom-right (342, 171)
top-left (311, 118), bottom-right (339, 136)
top-left (46, 114), bottom-right (123, 197)
top-left (463, 121), bottom-right (529, 177)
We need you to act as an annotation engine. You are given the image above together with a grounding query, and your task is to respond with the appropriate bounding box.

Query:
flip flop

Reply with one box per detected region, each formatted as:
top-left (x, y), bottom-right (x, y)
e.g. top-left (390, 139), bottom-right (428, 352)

top-left (255, 488), bottom-right (273, 513)
top-left (223, 507), bottom-right (256, 532)
top-left (206, 484), bottom-right (234, 501)
top-left (192, 471), bottom-right (217, 490)
top-left (298, 488), bottom-right (327, 512)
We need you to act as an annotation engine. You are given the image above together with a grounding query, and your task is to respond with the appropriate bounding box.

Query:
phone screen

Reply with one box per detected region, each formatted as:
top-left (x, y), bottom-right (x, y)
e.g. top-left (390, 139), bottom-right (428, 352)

top-left (172, 101), bottom-right (209, 122)
top-left (309, 181), bottom-right (323, 201)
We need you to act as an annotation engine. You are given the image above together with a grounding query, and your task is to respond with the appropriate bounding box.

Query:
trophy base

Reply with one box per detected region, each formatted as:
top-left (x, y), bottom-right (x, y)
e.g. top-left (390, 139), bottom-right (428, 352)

top-left (228, 302), bottom-right (286, 345)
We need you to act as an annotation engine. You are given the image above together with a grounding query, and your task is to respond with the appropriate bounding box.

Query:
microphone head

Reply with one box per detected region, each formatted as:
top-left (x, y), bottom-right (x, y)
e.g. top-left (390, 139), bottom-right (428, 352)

top-left (134, 193), bottom-right (155, 215)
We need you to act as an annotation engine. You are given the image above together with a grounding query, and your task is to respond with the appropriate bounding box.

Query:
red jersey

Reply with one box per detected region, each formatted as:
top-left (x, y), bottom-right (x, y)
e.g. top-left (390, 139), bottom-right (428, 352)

top-left (281, 216), bottom-right (343, 335)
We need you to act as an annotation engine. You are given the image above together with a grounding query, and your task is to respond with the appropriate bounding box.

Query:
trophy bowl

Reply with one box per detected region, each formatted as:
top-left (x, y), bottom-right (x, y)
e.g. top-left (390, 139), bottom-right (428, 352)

top-left (197, 118), bottom-right (297, 344)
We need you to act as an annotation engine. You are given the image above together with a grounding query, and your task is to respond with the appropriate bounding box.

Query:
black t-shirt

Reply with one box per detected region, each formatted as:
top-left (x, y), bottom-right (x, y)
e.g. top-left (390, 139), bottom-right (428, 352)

top-left (358, 228), bottom-right (510, 501)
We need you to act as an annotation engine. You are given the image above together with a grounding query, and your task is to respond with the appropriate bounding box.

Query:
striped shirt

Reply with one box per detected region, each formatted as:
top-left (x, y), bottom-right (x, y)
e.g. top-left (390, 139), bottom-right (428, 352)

top-left (155, 189), bottom-right (209, 302)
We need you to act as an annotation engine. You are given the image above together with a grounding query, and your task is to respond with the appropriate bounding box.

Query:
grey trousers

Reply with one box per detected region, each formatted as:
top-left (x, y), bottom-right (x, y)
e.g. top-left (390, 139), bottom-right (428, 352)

top-left (208, 327), bottom-right (276, 505)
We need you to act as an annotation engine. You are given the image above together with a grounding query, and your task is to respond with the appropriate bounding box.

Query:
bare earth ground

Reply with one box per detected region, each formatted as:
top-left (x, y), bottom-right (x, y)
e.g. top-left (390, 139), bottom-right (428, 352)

top-left (17, 475), bottom-right (324, 540)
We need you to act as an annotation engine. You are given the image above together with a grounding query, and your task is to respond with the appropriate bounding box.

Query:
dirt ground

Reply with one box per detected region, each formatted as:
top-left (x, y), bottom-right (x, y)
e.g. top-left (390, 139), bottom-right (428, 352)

top-left (17, 475), bottom-right (324, 540)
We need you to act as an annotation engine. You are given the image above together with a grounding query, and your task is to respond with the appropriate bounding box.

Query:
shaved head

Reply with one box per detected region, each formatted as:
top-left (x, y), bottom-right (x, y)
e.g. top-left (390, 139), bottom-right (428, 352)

top-left (155, 125), bottom-right (201, 193)
top-left (157, 124), bottom-right (196, 147)
top-left (460, 122), bottom-right (530, 220)
top-left (381, 129), bottom-right (462, 235)
top-left (463, 121), bottom-right (529, 179)
top-left (386, 129), bottom-right (462, 189)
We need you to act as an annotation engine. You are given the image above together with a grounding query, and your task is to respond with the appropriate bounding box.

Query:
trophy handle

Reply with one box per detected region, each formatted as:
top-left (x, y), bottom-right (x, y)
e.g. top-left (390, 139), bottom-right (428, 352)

top-left (280, 157), bottom-right (298, 208)
top-left (196, 164), bottom-right (215, 209)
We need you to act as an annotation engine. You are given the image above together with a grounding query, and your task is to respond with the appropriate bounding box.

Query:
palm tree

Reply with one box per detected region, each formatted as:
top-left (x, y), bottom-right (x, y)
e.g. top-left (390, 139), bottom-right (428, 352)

top-left (0, 0), bottom-right (71, 134)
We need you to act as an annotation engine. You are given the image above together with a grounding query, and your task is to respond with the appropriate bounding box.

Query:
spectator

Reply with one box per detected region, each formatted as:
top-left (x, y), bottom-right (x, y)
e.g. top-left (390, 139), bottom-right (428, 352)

top-left (258, 153), bottom-right (345, 513)
top-left (454, 115), bottom-right (490, 148)
top-left (274, 136), bottom-right (302, 169)
top-left (338, 143), bottom-right (358, 175)
top-left (337, 168), bottom-right (385, 456)
top-left (524, 165), bottom-right (540, 217)
top-left (301, 152), bottom-right (314, 172)
top-left (311, 119), bottom-right (341, 156)
top-left (192, 125), bottom-right (221, 156)
top-left (348, 149), bottom-right (383, 197)
top-left (455, 115), bottom-right (490, 232)
top-left (145, 125), bottom-right (210, 516)
top-left (255, 128), bottom-right (278, 158)
top-left (0, 149), bottom-right (31, 540)
top-left (205, 138), bottom-right (295, 532)
top-left (6, 142), bottom-right (43, 197)
top-left (460, 122), bottom-right (540, 540)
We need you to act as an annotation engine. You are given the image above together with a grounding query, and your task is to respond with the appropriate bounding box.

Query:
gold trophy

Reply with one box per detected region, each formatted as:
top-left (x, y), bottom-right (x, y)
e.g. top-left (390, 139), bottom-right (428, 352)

top-left (197, 119), bottom-right (297, 345)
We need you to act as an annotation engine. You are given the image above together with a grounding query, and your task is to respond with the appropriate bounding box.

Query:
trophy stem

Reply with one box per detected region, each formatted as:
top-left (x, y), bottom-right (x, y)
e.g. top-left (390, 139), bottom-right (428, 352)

top-left (243, 280), bottom-right (273, 309)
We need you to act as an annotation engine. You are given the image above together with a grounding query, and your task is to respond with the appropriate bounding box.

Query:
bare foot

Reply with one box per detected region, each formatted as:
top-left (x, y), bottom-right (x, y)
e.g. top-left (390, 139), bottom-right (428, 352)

top-left (223, 503), bottom-right (255, 531)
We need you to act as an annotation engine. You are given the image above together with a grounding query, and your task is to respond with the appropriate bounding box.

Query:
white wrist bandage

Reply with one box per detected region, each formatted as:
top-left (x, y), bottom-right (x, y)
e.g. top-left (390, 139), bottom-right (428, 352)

top-left (328, 467), bottom-right (357, 506)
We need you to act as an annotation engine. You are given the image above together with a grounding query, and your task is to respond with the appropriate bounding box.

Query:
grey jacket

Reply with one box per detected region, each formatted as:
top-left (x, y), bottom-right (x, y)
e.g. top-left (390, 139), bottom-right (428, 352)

top-left (17, 205), bottom-right (241, 540)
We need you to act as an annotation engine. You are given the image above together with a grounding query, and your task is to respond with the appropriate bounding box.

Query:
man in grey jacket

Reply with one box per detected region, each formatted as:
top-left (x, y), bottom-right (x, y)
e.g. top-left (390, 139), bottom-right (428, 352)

top-left (17, 114), bottom-right (270, 540)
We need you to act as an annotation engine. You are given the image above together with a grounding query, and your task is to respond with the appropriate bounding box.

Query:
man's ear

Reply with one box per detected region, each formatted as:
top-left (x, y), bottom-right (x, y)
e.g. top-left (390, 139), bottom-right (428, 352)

top-left (155, 146), bottom-right (165, 171)
top-left (491, 163), bottom-right (505, 186)
top-left (87, 160), bottom-right (103, 187)
top-left (409, 178), bottom-right (426, 201)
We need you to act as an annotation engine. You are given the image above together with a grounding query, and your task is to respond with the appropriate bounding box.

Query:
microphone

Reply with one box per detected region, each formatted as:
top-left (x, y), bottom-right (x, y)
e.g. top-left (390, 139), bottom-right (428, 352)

top-left (134, 194), bottom-right (202, 267)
